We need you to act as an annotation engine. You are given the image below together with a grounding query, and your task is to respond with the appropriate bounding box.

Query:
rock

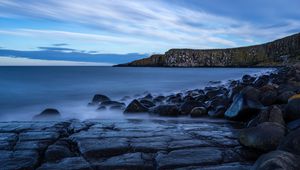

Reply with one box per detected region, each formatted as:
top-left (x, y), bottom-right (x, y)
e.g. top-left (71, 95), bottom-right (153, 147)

top-left (124, 100), bottom-right (148, 113)
top-left (239, 86), bottom-right (261, 101)
top-left (156, 147), bottom-right (223, 169)
top-left (91, 94), bottom-right (110, 104)
top-left (285, 94), bottom-right (300, 122)
top-left (166, 94), bottom-right (183, 104)
top-left (260, 89), bottom-right (278, 106)
top-left (287, 119), bottom-right (300, 131)
top-left (224, 94), bottom-right (263, 120)
top-left (97, 152), bottom-right (154, 170)
top-left (277, 91), bottom-right (296, 104)
top-left (205, 88), bottom-right (226, 99)
top-left (242, 74), bottom-right (256, 85)
top-left (110, 105), bottom-right (125, 110)
top-left (180, 101), bottom-right (204, 115)
top-left (37, 157), bottom-right (93, 170)
top-left (278, 128), bottom-right (300, 156)
top-left (0, 150), bottom-right (39, 170)
top-left (33, 108), bottom-right (61, 120)
top-left (208, 105), bottom-right (226, 118)
top-left (252, 150), bottom-right (300, 170)
top-left (239, 122), bottom-right (285, 151)
top-left (247, 105), bottom-right (285, 127)
top-left (45, 140), bottom-right (73, 162)
top-left (153, 96), bottom-right (166, 103)
top-left (150, 104), bottom-right (180, 116)
top-left (190, 107), bottom-right (207, 117)
top-left (139, 99), bottom-right (155, 108)
top-left (254, 75), bottom-right (270, 88)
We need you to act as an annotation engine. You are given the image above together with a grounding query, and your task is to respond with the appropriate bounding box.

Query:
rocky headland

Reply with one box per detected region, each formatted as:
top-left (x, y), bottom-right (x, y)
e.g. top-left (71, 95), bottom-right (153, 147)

top-left (2, 63), bottom-right (300, 169)
top-left (117, 33), bottom-right (300, 67)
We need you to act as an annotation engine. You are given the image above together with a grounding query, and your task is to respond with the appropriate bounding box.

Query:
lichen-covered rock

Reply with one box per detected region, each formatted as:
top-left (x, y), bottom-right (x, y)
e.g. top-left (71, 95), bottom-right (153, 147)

top-left (252, 150), bottom-right (300, 170)
top-left (239, 122), bottom-right (285, 151)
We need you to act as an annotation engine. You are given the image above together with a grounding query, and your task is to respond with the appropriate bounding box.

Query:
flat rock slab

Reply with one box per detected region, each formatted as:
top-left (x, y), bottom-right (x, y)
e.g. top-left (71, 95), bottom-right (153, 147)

top-left (0, 118), bottom-right (254, 170)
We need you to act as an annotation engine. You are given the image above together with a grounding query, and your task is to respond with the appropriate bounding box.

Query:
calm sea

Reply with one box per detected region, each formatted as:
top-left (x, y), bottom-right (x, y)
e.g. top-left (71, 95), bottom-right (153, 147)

top-left (0, 66), bottom-right (272, 121)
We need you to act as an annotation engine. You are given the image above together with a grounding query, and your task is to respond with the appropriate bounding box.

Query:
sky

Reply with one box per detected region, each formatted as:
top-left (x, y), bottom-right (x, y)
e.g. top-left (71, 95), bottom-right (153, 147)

top-left (0, 0), bottom-right (299, 65)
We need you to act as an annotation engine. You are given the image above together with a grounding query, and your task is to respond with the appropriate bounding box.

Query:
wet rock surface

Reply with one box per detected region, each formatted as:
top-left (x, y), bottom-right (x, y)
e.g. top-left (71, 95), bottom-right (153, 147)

top-left (0, 119), bottom-right (256, 170)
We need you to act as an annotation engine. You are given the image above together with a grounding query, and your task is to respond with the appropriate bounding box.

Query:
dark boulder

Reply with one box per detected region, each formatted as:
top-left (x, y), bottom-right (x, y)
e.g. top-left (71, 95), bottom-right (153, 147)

top-left (90, 94), bottom-right (110, 104)
top-left (150, 104), bottom-right (180, 116)
top-left (208, 105), bottom-right (226, 118)
top-left (239, 122), bottom-right (285, 151)
top-left (153, 96), bottom-right (166, 103)
top-left (45, 139), bottom-right (73, 162)
top-left (166, 94), bottom-right (182, 104)
top-left (139, 99), bottom-right (155, 108)
top-left (252, 150), bottom-right (300, 170)
top-left (33, 108), bottom-right (61, 120)
top-left (242, 74), bottom-right (256, 85)
top-left (190, 107), bottom-right (207, 117)
top-left (278, 128), bottom-right (300, 156)
top-left (285, 94), bottom-right (300, 122)
top-left (287, 119), bottom-right (300, 132)
top-left (247, 105), bottom-right (285, 127)
top-left (180, 101), bottom-right (204, 115)
top-left (277, 91), bottom-right (296, 104)
top-left (260, 90), bottom-right (277, 106)
top-left (224, 94), bottom-right (263, 120)
top-left (124, 100), bottom-right (148, 113)
top-left (254, 75), bottom-right (270, 88)
top-left (205, 88), bottom-right (227, 99)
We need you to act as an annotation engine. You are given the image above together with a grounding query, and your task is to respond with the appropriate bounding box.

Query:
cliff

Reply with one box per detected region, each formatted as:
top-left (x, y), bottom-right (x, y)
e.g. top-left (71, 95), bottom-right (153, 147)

top-left (117, 33), bottom-right (300, 67)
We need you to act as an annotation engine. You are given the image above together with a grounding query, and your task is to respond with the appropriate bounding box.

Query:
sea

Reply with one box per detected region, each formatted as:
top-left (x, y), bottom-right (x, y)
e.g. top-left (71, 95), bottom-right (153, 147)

top-left (0, 66), bottom-right (273, 121)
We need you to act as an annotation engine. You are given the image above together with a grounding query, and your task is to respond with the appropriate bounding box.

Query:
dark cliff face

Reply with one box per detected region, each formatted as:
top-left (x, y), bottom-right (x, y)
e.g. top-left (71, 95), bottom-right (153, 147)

top-left (118, 33), bottom-right (300, 67)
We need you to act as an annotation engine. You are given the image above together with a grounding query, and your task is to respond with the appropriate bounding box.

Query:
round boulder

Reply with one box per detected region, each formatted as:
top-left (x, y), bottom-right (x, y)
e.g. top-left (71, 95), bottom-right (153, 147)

top-left (252, 150), bottom-right (300, 170)
top-left (285, 94), bottom-right (300, 122)
top-left (33, 108), bottom-right (61, 120)
top-left (239, 122), bottom-right (285, 151)
top-left (190, 107), bottom-right (207, 117)
top-left (90, 94), bottom-right (110, 104)
top-left (180, 101), bottom-right (204, 115)
top-left (277, 91), bottom-right (296, 104)
top-left (150, 104), bottom-right (180, 117)
top-left (278, 128), bottom-right (300, 156)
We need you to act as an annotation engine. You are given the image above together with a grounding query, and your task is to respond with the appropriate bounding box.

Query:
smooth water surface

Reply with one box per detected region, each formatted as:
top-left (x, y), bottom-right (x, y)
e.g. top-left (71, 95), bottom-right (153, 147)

top-left (0, 66), bottom-right (272, 120)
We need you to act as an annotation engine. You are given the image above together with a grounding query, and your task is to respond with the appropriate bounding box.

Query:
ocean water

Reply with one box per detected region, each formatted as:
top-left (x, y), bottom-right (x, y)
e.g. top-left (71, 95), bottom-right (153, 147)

top-left (0, 66), bottom-right (272, 121)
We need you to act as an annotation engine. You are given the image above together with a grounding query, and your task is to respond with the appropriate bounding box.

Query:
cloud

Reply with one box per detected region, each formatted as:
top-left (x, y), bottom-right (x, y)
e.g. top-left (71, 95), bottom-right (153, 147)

top-left (0, 56), bottom-right (112, 66)
top-left (38, 46), bottom-right (76, 52)
top-left (0, 0), bottom-right (299, 52)
top-left (52, 43), bottom-right (68, 47)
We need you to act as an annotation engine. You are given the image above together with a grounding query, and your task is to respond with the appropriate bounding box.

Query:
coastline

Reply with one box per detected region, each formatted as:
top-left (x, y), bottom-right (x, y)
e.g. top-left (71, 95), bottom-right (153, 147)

top-left (2, 64), bottom-right (300, 169)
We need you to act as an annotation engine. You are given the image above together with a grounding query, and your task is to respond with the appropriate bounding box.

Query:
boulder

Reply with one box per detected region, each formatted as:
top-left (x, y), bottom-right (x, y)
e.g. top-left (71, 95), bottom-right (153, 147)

top-left (277, 91), bottom-right (296, 104)
top-left (239, 122), bottom-right (285, 151)
top-left (247, 105), bottom-right (285, 127)
top-left (180, 101), bottom-right (204, 115)
top-left (45, 140), bottom-right (73, 162)
top-left (153, 96), bottom-right (166, 103)
top-left (33, 108), bottom-right (61, 120)
top-left (278, 128), bottom-right (300, 156)
top-left (150, 104), bottom-right (180, 116)
top-left (166, 94), bottom-right (183, 104)
top-left (242, 74), bottom-right (256, 85)
top-left (224, 94), bottom-right (263, 120)
top-left (90, 94), bottom-right (110, 104)
top-left (287, 119), bottom-right (300, 132)
top-left (190, 107), bottom-right (207, 117)
top-left (260, 90), bottom-right (278, 106)
top-left (208, 105), bottom-right (226, 118)
top-left (124, 100), bottom-right (148, 113)
top-left (252, 150), bottom-right (300, 170)
top-left (139, 99), bottom-right (155, 108)
top-left (254, 75), bottom-right (270, 88)
top-left (285, 94), bottom-right (300, 122)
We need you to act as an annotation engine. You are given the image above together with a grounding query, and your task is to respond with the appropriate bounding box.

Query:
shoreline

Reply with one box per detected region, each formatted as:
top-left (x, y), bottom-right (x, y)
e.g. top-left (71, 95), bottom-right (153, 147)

top-left (2, 64), bottom-right (300, 169)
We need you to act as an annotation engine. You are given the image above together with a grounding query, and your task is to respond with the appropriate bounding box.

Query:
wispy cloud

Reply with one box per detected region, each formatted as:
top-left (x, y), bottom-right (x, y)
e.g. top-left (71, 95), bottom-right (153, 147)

top-left (0, 0), bottom-right (299, 53)
top-left (52, 43), bottom-right (68, 47)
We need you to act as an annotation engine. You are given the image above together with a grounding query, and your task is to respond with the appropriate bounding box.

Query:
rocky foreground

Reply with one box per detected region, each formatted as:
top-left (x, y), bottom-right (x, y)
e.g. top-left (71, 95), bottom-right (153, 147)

top-left (7, 63), bottom-right (300, 169)
top-left (0, 119), bottom-right (255, 170)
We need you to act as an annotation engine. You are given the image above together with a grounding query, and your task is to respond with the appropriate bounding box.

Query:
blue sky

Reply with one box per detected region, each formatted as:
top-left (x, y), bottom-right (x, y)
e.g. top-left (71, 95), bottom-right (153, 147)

top-left (0, 0), bottom-right (299, 64)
